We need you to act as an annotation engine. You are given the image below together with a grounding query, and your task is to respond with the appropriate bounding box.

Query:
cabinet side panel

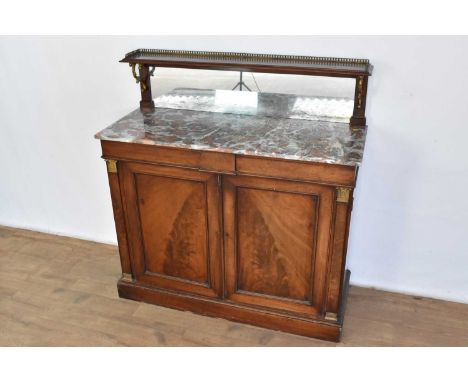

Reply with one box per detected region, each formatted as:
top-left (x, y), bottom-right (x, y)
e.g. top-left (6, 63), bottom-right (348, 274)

top-left (325, 197), bottom-right (352, 315)
top-left (106, 164), bottom-right (132, 275)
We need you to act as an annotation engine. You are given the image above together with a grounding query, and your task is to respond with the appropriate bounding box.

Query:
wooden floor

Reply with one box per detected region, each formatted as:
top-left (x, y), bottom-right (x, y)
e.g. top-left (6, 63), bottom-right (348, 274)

top-left (1, 226), bottom-right (467, 346)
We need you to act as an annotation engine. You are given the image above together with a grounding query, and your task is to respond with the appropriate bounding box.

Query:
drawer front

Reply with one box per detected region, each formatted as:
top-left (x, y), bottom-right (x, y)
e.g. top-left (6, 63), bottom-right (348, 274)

top-left (101, 140), bottom-right (236, 174)
top-left (236, 155), bottom-right (357, 186)
top-left (120, 161), bottom-right (222, 298)
top-left (223, 174), bottom-right (335, 317)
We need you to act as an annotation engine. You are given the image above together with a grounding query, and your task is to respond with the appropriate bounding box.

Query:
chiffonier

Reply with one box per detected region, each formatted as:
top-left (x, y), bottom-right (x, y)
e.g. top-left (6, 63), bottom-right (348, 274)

top-left (95, 49), bottom-right (372, 342)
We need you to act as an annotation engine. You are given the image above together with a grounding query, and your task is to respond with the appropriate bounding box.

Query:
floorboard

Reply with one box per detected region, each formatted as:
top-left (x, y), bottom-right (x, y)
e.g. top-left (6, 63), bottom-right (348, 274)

top-left (1, 226), bottom-right (467, 346)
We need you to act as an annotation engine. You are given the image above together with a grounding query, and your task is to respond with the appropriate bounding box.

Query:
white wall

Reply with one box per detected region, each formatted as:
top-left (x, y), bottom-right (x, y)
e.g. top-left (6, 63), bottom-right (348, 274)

top-left (1, 36), bottom-right (467, 303)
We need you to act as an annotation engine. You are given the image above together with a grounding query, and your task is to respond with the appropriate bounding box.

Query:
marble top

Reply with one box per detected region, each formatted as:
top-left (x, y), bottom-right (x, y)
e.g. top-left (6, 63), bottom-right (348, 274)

top-left (95, 89), bottom-right (367, 166)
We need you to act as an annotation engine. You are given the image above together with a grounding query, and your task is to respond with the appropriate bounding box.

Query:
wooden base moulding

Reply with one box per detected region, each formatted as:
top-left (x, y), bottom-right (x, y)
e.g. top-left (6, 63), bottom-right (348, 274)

top-left (118, 270), bottom-right (350, 342)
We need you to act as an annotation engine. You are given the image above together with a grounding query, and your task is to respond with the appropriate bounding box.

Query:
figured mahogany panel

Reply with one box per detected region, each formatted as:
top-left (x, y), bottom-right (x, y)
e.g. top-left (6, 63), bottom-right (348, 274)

top-left (236, 187), bottom-right (316, 301)
top-left (136, 174), bottom-right (208, 284)
top-left (223, 175), bottom-right (335, 317)
top-left (120, 162), bottom-right (222, 298)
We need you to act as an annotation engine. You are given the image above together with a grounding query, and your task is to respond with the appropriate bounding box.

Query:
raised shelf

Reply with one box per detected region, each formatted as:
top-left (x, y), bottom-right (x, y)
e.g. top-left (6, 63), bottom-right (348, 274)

top-left (121, 48), bottom-right (373, 78)
top-left (121, 48), bottom-right (372, 126)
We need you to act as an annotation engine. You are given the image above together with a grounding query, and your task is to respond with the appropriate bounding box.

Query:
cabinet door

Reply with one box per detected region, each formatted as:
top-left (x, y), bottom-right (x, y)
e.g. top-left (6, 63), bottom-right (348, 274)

top-left (120, 161), bottom-right (222, 298)
top-left (223, 175), bottom-right (334, 316)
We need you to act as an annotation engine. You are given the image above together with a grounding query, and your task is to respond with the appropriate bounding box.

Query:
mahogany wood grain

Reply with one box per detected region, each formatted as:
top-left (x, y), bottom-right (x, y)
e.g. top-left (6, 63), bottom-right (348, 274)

top-left (136, 174), bottom-right (208, 283)
top-left (138, 64), bottom-right (155, 112)
top-left (101, 142), bottom-right (357, 340)
top-left (102, 140), bottom-right (236, 174)
top-left (119, 161), bottom-right (222, 298)
top-left (117, 280), bottom-right (342, 342)
top-left (350, 76), bottom-right (369, 126)
top-left (236, 187), bottom-right (316, 301)
top-left (102, 141), bottom-right (356, 186)
top-left (325, 194), bottom-right (353, 316)
top-left (236, 155), bottom-right (357, 186)
top-left (223, 175), bottom-right (334, 317)
top-left (106, 165), bottom-right (132, 276)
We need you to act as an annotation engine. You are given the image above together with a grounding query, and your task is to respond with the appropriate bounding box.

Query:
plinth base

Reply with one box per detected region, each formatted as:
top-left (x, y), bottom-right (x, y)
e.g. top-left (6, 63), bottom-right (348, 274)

top-left (117, 270), bottom-right (351, 342)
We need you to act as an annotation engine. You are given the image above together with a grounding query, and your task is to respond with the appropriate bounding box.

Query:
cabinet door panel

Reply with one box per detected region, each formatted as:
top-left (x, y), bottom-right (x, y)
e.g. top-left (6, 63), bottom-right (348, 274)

top-left (120, 162), bottom-right (222, 298)
top-left (136, 174), bottom-right (208, 283)
top-left (223, 175), bottom-right (334, 316)
top-left (236, 187), bottom-right (316, 301)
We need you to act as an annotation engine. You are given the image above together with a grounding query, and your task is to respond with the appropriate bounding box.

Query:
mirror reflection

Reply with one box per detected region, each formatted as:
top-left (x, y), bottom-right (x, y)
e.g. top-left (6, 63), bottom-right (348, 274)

top-left (150, 68), bottom-right (355, 123)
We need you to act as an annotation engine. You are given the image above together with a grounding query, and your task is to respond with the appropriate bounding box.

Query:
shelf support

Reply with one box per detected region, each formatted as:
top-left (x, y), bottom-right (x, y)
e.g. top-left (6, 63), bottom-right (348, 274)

top-left (350, 75), bottom-right (368, 127)
top-left (130, 63), bottom-right (155, 112)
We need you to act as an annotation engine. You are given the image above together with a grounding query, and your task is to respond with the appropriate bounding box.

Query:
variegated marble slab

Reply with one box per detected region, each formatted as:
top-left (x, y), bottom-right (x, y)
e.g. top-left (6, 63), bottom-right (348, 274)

top-left (95, 89), bottom-right (366, 166)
